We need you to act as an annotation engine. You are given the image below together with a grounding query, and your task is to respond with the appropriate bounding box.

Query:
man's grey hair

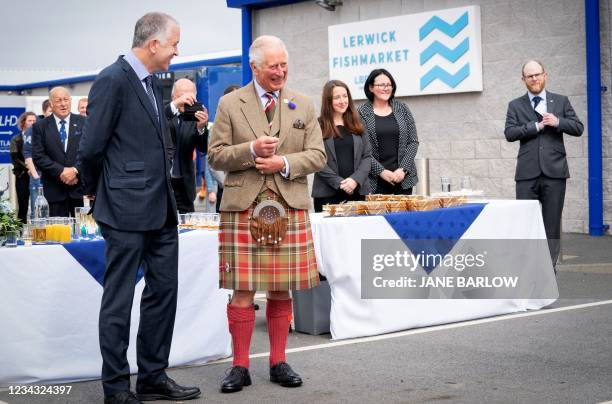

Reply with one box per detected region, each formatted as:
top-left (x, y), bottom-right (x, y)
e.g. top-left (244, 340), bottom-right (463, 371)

top-left (132, 12), bottom-right (178, 48)
top-left (49, 86), bottom-right (71, 99)
top-left (248, 35), bottom-right (288, 68)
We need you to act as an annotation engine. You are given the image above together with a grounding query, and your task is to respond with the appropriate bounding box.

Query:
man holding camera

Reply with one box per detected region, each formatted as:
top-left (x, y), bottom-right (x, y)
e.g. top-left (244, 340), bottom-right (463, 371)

top-left (165, 78), bottom-right (209, 213)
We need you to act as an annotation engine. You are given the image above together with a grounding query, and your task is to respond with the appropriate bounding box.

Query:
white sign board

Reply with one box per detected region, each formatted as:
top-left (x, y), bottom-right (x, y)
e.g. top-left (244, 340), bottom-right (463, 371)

top-left (328, 6), bottom-right (483, 99)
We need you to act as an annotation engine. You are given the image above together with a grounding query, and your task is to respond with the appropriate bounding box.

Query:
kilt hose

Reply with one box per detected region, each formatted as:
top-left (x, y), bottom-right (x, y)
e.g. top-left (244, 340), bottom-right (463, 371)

top-left (219, 189), bottom-right (319, 291)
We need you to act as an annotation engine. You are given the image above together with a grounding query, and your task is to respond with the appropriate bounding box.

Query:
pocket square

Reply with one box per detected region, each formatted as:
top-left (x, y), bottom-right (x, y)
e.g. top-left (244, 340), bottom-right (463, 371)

top-left (293, 119), bottom-right (305, 129)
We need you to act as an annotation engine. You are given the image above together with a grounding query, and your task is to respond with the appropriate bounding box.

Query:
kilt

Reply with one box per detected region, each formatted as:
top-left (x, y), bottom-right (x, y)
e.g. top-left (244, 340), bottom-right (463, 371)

top-left (218, 189), bottom-right (320, 291)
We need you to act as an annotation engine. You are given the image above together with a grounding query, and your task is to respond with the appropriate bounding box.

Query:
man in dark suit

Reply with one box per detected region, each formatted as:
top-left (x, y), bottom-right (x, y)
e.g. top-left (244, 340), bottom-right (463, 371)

top-left (505, 60), bottom-right (584, 270)
top-left (32, 86), bottom-right (84, 217)
top-left (165, 78), bottom-right (208, 213)
top-left (77, 12), bottom-right (200, 404)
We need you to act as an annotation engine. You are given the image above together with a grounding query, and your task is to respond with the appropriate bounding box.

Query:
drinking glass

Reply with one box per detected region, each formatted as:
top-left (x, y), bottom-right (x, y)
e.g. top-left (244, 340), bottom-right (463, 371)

top-left (32, 218), bottom-right (47, 243)
top-left (45, 217), bottom-right (57, 242)
top-left (211, 213), bottom-right (220, 230)
top-left (68, 217), bottom-right (79, 242)
top-left (21, 224), bottom-right (33, 247)
top-left (5, 230), bottom-right (18, 248)
top-left (461, 176), bottom-right (472, 191)
top-left (441, 177), bottom-right (451, 193)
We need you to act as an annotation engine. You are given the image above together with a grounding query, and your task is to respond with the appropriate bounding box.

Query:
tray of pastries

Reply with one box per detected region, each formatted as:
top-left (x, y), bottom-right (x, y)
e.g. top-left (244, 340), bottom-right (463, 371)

top-left (323, 193), bottom-right (467, 216)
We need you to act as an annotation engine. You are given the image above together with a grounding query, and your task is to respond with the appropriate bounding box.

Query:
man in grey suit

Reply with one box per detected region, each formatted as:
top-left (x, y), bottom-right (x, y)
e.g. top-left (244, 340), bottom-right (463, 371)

top-left (504, 60), bottom-right (584, 270)
top-left (78, 12), bottom-right (200, 404)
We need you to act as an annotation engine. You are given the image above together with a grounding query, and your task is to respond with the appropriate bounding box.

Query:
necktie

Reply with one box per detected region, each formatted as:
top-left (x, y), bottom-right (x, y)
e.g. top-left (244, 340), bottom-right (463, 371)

top-left (264, 92), bottom-right (276, 123)
top-left (144, 75), bottom-right (159, 119)
top-left (172, 116), bottom-right (182, 177)
top-left (532, 96), bottom-right (543, 122)
top-left (59, 120), bottom-right (67, 151)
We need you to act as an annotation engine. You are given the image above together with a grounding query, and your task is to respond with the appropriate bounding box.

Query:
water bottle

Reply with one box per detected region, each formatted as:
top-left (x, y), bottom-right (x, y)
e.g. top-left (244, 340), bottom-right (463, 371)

top-left (34, 186), bottom-right (49, 219)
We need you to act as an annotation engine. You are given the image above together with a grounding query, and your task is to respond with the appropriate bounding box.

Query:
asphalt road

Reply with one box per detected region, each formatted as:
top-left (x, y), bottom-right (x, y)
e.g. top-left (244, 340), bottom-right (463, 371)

top-left (2, 234), bottom-right (612, 404)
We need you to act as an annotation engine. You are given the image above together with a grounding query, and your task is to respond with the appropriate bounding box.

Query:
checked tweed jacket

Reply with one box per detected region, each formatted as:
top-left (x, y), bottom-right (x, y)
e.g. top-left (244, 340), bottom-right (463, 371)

top-left (358, 100), bottom-right (419, 193)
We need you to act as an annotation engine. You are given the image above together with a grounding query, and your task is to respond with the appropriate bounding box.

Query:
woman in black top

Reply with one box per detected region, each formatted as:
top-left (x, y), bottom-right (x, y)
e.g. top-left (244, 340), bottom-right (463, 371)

top-left (312, 80), bottom-right (372, 212)
top-left (10, 111), bottom-right (37, 223)
top-left (358, 69), bottom-right (419, 195)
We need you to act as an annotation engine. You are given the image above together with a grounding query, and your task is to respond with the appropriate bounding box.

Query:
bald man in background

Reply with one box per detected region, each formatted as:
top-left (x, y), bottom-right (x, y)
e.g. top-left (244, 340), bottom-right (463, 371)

top-left (31, 86), bottom-right (84, 217)
top-left (164, 78), bottom-right (209, 213)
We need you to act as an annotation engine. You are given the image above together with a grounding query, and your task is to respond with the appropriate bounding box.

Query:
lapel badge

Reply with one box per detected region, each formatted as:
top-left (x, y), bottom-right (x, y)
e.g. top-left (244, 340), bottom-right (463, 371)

top-left (283, 99), bottom-right (296, 110)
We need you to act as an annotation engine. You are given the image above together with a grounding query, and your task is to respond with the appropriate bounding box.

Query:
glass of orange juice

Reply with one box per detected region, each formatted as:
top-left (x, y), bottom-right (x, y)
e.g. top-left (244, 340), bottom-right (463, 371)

top-left (45, 217), bottom-right (56, 242)
top-left (59, 218), bottom-right (74, 243)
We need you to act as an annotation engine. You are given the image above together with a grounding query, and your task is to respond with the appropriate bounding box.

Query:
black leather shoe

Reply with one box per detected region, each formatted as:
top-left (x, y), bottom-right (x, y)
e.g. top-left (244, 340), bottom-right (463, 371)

top-left (221, 366), bottom-right (252, 393)
top-left (270, 362), bottom-right (303, 387)
top-left (104, 391), bottom-right (142, 404)
top-left (136, 377), bottom-right (200, 401)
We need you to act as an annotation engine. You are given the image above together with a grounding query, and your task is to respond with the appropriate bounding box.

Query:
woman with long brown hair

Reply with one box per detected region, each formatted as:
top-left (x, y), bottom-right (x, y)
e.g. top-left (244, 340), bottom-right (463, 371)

top-left (312, 80), bottom-right (372, 212)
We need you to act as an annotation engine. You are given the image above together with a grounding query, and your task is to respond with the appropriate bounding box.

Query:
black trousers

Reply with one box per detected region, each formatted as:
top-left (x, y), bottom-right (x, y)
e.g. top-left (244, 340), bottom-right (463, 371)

top-left (376, 180), bottom-right (413, 196)
top-left (516, 175), bottom-right (566, 267)
top-left (98, 221), bottom-right (179, 395)
top-left (15, 174), bottom-right (30, 223)
top-left (216, 186), bottom-right (223, 213)
top-left (313, 191), bottom-right (365, 213)
top-left (49, 198), bottom-right (83, 217)
top-left (171, 178), bottom-right (194, 213)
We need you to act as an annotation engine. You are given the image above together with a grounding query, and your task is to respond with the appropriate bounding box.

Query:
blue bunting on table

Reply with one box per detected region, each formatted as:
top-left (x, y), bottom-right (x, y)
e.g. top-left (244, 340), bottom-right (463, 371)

top-left (63, 239), bottom-right (144, 287)
top-left (62, 229), bottom-right (194, 286)
top-left (382, 203), bottom-right (486, 274)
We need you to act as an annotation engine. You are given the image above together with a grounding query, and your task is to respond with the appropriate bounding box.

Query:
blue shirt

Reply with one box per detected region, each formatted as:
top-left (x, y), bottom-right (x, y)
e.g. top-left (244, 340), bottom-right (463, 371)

top-left (22, 127), bottom-right (33, 159)
top-left (123, 50), bottom-right (154, 97)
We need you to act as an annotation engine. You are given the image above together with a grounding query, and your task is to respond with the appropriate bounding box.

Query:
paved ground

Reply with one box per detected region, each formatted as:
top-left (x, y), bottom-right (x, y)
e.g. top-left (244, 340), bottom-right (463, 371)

top-left (1, 232), bottom-right (611, 404)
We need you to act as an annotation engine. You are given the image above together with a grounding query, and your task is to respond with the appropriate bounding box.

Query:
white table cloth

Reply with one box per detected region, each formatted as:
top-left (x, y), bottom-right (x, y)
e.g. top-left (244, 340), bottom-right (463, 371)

top-left (310, 200), bottom-right (558, 340)
top-left (0, 230), bottom-right (231, 384)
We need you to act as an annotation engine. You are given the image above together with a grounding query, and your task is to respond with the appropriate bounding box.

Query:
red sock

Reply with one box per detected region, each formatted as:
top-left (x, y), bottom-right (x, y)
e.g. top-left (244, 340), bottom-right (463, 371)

top-left (266, 298), bottom-right (293, 367)
top-left (227, 304), bottom-right (255, 368)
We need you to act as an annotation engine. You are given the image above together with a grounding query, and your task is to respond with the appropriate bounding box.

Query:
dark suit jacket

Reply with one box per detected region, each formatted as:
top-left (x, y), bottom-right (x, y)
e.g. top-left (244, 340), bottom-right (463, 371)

top-left (77, 56), bottom-right (177, 231)
top-left (164, 104), bottom-right (208, 203)
top-left (32, 113), bottom-right (84, 202)
top-left (358, 100), bottom-right (419, 192)
top-left (10, 132), bottom-right (28, 178)
top-left (311, 128), bottom-right (372, 198)
top-left (504, 91), bottom-right (584, 180)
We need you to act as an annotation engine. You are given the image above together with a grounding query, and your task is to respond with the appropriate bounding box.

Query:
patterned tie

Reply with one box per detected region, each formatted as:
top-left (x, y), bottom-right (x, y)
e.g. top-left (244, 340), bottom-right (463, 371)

top-left (59, 120), bottom-right (67, 151)
top-left (263, 92), bottom-right (276, 123)
top-left (144, 75), bottom-right (159, 119)
top-left (532, 96), bottom-right (543, 122)
top-left (172, 116), bottom-right (182, 177)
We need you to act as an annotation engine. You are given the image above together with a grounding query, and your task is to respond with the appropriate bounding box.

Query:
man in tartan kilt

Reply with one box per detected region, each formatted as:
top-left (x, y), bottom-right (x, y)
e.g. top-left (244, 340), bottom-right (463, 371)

top-left (208, 35), bottom-right (326, 393)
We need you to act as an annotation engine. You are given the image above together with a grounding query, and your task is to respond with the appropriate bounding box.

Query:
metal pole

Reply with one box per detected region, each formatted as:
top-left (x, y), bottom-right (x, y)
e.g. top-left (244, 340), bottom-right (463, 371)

top-left (414, 158), bottom-right (429, 196)
top-left (241, 7), bottom-right (253, 85)
top-left (585, 0), bottom-right (608, 235)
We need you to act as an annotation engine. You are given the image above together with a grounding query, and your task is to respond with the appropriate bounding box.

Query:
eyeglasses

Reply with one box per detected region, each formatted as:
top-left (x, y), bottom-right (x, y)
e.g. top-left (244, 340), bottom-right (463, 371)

top-left (372, 83), bottom-right (393, 89)
top-left (523, 72), bottom-right (544, 81)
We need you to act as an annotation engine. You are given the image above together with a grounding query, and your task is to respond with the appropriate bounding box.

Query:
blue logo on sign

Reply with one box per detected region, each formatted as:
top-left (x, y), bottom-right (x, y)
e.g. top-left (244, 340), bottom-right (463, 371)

top-left (419, 11), bottom-right (470, 90)
top-left (0, 107), bottom-right (26, 164)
